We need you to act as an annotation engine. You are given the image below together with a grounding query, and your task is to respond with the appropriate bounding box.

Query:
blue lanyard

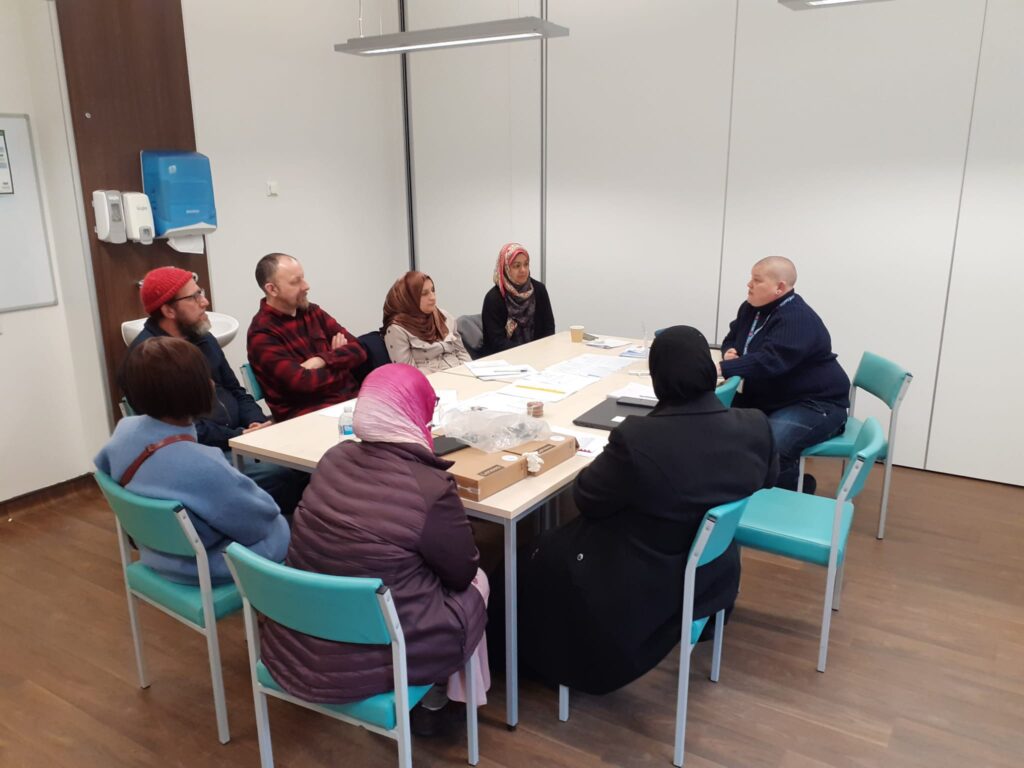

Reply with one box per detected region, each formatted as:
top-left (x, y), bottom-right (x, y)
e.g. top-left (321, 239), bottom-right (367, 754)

top-left (743, 295), bottom-right (793, 355)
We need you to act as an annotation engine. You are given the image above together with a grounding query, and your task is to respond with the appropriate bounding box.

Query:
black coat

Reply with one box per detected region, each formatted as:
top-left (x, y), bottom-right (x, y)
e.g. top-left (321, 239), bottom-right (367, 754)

top-left (131, 318), bottom-right (267, 448)
top-left (519, 392), bottom-right (778, 694)
top-left (481, 280), bottom-right (555, 356)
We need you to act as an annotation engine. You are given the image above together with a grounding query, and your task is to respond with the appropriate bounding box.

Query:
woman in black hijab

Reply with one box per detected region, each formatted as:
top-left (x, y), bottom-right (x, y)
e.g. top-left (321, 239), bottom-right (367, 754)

top-left (517, 326), bottom-right (778, 694)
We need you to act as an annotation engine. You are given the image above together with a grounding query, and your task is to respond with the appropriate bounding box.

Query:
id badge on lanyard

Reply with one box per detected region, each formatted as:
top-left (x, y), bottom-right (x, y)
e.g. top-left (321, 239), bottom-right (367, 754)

top-left (742, 295), bottom-right (794, 355)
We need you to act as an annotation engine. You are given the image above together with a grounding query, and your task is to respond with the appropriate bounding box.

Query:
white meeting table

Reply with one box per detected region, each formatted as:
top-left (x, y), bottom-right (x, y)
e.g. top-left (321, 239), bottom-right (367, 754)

top-left (229, 333), bottom-right (713, 728)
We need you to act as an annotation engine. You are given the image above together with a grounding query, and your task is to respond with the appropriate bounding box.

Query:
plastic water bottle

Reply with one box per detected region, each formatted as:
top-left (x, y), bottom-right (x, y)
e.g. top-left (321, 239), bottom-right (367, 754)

top-left (338, 403), bottom-right (355, 438)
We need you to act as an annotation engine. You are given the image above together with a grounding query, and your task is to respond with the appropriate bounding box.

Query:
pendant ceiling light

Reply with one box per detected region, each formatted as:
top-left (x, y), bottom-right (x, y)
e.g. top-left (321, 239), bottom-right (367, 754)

top-left (334, 15), bottom-right (569, 56)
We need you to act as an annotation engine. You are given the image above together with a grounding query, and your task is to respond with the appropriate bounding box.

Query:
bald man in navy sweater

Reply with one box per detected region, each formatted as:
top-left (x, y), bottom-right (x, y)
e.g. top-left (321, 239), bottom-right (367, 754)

top-left (718, 256), bottom-right (850, 492)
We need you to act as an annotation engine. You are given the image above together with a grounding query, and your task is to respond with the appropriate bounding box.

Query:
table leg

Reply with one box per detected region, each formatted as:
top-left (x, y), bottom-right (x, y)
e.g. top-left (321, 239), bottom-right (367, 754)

top-left (232, 451), bottom-right (244, 471)
top-left (503, 517), bottom-right (518, 730)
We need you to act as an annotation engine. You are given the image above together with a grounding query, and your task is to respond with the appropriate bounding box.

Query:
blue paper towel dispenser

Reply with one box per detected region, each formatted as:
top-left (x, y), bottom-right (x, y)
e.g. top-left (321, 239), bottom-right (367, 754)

top-left (140, 150), bottom-right (217, 238)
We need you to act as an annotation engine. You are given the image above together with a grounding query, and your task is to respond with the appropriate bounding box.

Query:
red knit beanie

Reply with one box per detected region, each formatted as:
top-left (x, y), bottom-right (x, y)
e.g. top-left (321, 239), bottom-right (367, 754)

top-left (141, 267), bottom-right (193, 314)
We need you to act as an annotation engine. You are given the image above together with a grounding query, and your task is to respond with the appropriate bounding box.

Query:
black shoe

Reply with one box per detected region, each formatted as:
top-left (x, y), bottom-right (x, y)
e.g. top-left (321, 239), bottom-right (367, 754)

top-left (801, 474), bottom-right (817, 495)
top-left (410, 702), bottom-right (453, 738)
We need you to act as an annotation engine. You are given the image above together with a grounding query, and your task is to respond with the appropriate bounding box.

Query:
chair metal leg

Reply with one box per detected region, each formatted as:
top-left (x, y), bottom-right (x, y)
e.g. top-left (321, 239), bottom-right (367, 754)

top-left (818, 565), bottom-right (838, 673)
top-left (797, 456), bottom-right (806, 493)
top-left (204, 625), bottom-right (231, 744)
top-left (124, 591), bottom-right (150, 688)
top-left (558, 685), bottom-right (570, 722)
top-left (877, 454), bottom-right (894, 540)
top-left (832, 558), bottom-right (846, 612)
top-left (396, 704), bottom-right (413, 768)
top-left (466, 655), bottom-right (479, 766)
top-left (253, 689), bottom-right (275, 768)
top-left (710, 609), bottom-right (724, 683)
top-left (673, 644), bottom-right (692, 767)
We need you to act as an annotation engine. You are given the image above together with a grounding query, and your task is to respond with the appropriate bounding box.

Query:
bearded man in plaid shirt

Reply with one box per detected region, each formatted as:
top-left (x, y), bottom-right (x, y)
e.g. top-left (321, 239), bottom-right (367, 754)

top-left (246, 253), bottom-right (367, 421)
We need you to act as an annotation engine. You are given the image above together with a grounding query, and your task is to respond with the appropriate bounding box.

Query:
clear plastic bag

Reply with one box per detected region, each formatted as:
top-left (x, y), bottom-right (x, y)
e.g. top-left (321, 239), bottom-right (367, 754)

top-left (439, 409), bottom-right (550, 453)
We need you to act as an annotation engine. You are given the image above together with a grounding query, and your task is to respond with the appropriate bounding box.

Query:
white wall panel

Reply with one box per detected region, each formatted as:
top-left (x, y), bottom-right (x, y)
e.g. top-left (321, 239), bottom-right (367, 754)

top-left (926, 0), bottom-right (1024, 485)
top-left (720, 0), bottom-right (986, 469)
top-left (407, 0), bottom-right (541, 322)
top-left (182, 0), bottom-right (409, 371)
top-left (546, 0), bottom-right (735, 339)
top-left (0, 0), bottom-right (107, 501)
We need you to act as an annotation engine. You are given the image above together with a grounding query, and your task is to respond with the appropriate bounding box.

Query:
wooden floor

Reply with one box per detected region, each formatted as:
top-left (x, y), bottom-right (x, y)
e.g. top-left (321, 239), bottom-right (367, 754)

top-left (1, 462), bottom-right (1022, 768)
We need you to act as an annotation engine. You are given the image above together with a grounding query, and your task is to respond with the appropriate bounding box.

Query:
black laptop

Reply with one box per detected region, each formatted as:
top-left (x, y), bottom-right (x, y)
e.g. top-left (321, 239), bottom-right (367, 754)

top-left (572, 397), bottom-right (656, 431)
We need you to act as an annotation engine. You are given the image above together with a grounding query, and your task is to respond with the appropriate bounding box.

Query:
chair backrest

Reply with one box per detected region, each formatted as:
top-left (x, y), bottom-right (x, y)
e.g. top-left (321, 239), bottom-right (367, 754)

top-left (119, 397), bottom-right (136, 417)
top-left (456, 314), bottom-right (485, 359)
top-left (240, 363), bottom-right (264, 402)
top-left (354, 330), bottom-right (392, 382)
top-left (837, 417), bottom-right (886, 502)
top-left (689, 497), bottom-right (748, 567)
top-left (714, 377), bottom-right (741, 407)
top-left (853, 352), bottom-right (912, 409)
top-left (224, 542), bottom-right (392, 645)
top-left (93, 470), bottom-right (196, 557)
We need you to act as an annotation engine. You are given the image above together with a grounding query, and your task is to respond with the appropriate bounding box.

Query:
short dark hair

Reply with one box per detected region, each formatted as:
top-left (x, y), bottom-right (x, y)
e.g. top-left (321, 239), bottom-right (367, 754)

top-left (255, 253), bottom-right (291, 291)
top-left (120, 337), bottom-right (215, 420)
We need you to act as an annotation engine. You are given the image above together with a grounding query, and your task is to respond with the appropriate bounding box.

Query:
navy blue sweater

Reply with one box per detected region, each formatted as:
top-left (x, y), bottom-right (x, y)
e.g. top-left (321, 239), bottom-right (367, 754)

top-left (720, 292), bottom-right (850, 413)
top-left (130, 318), bottom-right (268, 449)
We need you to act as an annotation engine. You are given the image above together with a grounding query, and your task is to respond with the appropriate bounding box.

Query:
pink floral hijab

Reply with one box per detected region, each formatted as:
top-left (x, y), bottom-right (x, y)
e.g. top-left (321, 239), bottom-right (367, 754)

top-left (353, 364), bottom-right (436, 450)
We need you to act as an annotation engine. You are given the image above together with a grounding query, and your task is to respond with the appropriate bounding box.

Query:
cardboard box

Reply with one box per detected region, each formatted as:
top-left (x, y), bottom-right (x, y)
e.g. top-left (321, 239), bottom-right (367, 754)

top-left (507, 434), bottom-right (578, 476)
top-left (446, 447), bottom-right (528, 502)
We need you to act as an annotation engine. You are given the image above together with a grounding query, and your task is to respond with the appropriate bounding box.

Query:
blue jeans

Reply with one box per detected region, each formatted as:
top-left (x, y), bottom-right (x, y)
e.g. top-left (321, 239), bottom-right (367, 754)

top-left (767, 401), bottom-right (847, 491)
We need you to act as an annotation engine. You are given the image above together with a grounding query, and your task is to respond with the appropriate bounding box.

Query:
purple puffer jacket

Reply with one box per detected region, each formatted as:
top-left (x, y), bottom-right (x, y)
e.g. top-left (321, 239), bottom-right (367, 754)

top-left (259, 440), bottom-right (486, 703)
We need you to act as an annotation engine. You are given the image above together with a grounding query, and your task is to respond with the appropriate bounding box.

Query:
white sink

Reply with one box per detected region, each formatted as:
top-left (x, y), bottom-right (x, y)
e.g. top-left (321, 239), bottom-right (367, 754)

top-left (121, 311), bottom-right (240, 348)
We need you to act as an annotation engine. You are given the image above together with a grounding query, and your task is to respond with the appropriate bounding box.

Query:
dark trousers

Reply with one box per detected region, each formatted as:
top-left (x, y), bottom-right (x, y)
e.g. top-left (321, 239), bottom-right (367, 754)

top-left (228, 451), bottom-right (309, 516)
top-left (767, 400), bottom-right (847, 491)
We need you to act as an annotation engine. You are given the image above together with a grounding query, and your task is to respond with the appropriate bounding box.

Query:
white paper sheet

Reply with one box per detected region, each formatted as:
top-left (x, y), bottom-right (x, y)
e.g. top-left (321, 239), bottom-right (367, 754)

top-left (465, 360), bottom-right (538, 380)
top-left (606, 382), bottom-right (658, 402)
top-left (546, 354), bottom-right (634, 379)
top-left (551, 427), bottom-right (609, 458)
top-left (498, 371), bottom-right (596, 403)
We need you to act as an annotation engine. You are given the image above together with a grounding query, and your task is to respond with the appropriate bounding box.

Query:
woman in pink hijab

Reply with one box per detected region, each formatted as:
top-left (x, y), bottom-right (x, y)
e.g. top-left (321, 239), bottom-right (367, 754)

top-left (258, 363), bottom-right (490, 731)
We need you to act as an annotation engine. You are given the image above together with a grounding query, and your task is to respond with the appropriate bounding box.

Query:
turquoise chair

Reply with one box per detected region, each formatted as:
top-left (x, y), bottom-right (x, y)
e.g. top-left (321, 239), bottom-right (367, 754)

top-left (715, 376), bottom-right (741, 407)
top-left (240, 362), bottom-right (265, 402)
top-left (557, 498), bottom-right (750, 767)
top-left (224, 543), bottom-right (480, 768)
top-left (118, 397), bottom-right (136, 417)
top-left (798, 352), bottom-right (912, 539)
top-left (93, 470), bottom-right (240, 744)
top-left (736, 417), bottom-right (886, 672)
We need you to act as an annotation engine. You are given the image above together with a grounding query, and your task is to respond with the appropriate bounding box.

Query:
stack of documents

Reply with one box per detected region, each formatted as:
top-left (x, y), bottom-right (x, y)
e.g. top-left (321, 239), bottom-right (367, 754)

top-left (584, 337), bottom-right (630, 349)
top-left (465, 360), bottom-right (537, 380)
top-left (619, 345), bottom-right (649, 359)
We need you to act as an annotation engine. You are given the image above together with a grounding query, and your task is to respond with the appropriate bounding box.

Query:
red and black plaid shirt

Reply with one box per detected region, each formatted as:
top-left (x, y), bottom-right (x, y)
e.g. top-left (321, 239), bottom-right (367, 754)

top-left (246, 299), bottom-right (367, 421)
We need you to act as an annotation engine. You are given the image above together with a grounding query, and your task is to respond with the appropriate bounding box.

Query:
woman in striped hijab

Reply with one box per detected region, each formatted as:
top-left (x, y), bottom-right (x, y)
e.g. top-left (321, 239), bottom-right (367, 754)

top-left (481, 242), bottom-right (555, 355)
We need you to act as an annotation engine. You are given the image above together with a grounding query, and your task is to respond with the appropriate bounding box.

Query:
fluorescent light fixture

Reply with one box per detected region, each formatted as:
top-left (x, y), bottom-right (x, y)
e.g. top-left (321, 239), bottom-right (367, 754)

top-left (334, 16), bottom-right (568, 56)
top-left (779, 0), bottom-right (896, 9)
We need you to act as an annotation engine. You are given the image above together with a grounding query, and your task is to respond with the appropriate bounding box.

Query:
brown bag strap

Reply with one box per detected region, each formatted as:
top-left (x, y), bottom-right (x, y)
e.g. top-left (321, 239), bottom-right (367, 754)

top-left (119, 434), bottom-right (196, 486)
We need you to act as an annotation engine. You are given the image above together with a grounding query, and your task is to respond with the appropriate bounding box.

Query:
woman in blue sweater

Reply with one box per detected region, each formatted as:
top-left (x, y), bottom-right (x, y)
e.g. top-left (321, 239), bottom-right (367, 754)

top-left (95, 336), bottom-right (290, 584)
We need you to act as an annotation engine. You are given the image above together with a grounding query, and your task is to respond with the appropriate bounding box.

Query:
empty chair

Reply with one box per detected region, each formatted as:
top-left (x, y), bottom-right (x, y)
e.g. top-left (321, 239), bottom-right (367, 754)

top-left (798, 352), bottom-right (912, 539)
top-left (456, 313), bottom-right (486, 359)
top-left (558, 498), bottom-right (749, 767)
top-left (224, 542), bottom-right (480, 768)
top-left (353, 330), bottom-right (392, 382)
top-left (714, 376), bottom-right (741, 407)
top-left (239, 362), bottom-right (265, 402)
top-left (736, 417), bottom-right (886, 672)
top-left (94, 470), bottom-right (240, 744)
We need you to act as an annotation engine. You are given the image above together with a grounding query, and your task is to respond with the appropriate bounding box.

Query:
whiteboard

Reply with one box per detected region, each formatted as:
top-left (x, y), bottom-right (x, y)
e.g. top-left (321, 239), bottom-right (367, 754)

top-left (0, 114), bottom-right (57, 312)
